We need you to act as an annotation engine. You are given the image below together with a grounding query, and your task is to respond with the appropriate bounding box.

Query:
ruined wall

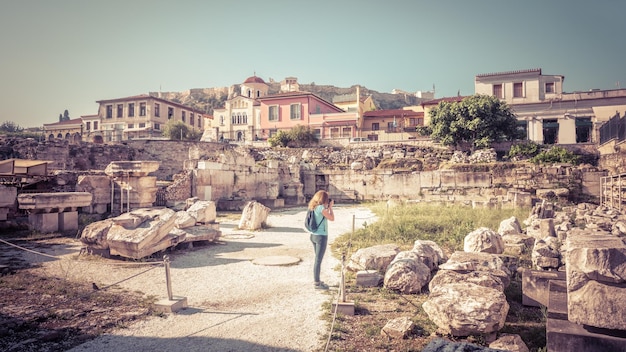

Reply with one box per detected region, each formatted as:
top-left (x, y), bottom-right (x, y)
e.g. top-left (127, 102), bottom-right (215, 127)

top-left (0, 137), bottom-right (606, 210)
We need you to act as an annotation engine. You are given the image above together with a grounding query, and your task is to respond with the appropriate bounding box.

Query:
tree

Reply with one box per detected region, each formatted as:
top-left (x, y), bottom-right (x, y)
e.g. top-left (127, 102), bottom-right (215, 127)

top-left (162, 120), bottom-right (201, 141)
top-left (0, 121), bottom-right (23, 133)
top-left (267, 125), bottom-right (318, 148)
top-left (429, 94), bottom-right (520, 151)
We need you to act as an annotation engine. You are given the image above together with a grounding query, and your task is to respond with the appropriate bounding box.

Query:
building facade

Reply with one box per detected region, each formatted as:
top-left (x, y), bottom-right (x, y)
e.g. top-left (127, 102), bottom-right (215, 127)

top-left (95, 94), bottom-right (206, 142)
top-left (475, 68), bottom-right (626, 145)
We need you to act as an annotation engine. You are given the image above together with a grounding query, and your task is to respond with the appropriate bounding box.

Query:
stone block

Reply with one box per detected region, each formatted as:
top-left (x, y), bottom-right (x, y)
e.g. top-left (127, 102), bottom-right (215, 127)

top-left (522, 269), bottom-right (566, 307)
top-left (0, 208), bottom-right (8, 221)
top-left (356, 270), bottom-right (383, 287)
top-left (28, 212), bottom-right (59, 233)
top-left (58, 211), bottom-right (78, 233)
top-left (0, 186), bottom-right (17, 208)
top-left (153, 296), bottom-right (188, 314)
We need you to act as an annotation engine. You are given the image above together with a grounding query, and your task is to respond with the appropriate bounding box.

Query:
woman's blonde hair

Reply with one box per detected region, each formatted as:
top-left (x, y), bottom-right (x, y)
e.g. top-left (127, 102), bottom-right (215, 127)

top-left (308, 190), bottom-right (329, 210)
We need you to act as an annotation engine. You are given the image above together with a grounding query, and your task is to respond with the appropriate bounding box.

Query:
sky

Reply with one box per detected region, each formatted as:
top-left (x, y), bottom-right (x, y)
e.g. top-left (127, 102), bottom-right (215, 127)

top-left (1, 0), bottom-right (625, 128)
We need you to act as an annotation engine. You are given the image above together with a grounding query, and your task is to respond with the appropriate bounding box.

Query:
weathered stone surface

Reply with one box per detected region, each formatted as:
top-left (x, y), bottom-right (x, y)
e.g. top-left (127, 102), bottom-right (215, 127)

top-left (355, 270), bottom-right (383, 287)
top-left (384, 251), bottom-right (431, 294)
top-left (532, 238), bottom-right (561, 270)
top-left (104, 160), bottom-right (159, 177)
top-left (429, 269), bottom-right (505, 292)
top-left (498, 216), bottom-right (522, 236)
top-left (489, 334), bottom-right (529, 352)
top-left (566, 233), bottom-right (626, 330)
top-left (187, 200), bottom-right (217, 223)
top-left (423, 283), bottom-right (509, 336)
top-left (346, 244), bottom-right (400, 272)
top-left (445, 251), bottom-right (511, 288)
top-left (463, 227), bottom-right (504, 254)
top-left (238, 201), bottom-right (270, 230)
top-left (110, 211), bottom-right (152, 229)
top-left (0, 186), bottom-right (17, 208)
top-left (18, 192), bottom-right (92, 211)
top-left (105, 208), bottom-right (177, 259)
top-left (80, 219), bottom-right (115, 249)
top-left (380, 316), bottom-right (414, 339)
top-left (76, 175), bottom-right (111, 203)
top-left (175, 210), bottom-right (197, 229)
top-left (412, 240), bottom-right (447, 271)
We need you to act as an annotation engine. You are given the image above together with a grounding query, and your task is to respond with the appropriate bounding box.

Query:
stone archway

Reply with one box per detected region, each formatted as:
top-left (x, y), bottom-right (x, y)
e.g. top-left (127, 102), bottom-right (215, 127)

top-left (93, 135), bottom-right (103, 144)
top-left (48, 134), bottom-right (55, 141)
top-left (65, 133), bottom-right (71, 140)
top-left (73, 133), bottom-right (82, 143)
top-left (57, 133), bottom-right (63, 139)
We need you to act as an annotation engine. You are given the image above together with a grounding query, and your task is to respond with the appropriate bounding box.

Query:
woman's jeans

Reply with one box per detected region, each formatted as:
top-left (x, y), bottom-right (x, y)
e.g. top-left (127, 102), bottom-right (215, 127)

top-left (310, 234), bottom-right (327, 284)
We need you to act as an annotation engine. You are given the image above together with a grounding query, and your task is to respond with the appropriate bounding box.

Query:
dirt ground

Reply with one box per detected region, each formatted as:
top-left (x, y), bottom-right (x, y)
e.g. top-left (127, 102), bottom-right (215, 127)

top-left (0, 206), bottom-right (439, 352)
top-left (0, 207), bottom-right (543, 352)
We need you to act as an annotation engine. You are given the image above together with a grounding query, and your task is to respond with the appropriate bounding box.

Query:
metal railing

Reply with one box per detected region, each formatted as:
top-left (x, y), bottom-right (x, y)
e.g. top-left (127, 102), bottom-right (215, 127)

top-left (599, 112), bottom-right (625, 145)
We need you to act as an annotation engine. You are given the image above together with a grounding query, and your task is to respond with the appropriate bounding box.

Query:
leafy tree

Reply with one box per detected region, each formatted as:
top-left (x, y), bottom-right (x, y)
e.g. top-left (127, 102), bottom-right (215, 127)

top-left (58, 110), bottom-right (70, 122)
top-left (162, 120), bottom-right (201, 141)
top-left (508, 141), bottom-right (540, 160)
top-left (267, 125), bottom-right (318, 148)
top-left (429, 94), bottom-right (519, 151)
top-left (0, 121), bottom-right (23, 133)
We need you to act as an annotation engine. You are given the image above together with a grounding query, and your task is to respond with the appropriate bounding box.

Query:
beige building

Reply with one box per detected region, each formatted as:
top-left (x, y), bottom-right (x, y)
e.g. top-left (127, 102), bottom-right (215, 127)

top-left (43, 118), bottom-right (84, 143)
top-left (207, 76), bottom-right (269, 142)
top-left (95, 94), bottom-right (206, 142)
top-left (475, 68), bottom-right (626, 145)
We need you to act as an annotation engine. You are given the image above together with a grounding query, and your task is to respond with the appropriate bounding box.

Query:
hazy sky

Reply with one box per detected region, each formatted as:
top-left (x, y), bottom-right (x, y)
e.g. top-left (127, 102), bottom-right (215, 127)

top-left (1, 0), bottom-right (624, 128)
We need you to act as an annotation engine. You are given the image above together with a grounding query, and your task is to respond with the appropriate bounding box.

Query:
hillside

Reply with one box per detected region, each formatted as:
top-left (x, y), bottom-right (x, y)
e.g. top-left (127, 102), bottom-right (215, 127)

top-left (150, 82), bottom-right (426, 115)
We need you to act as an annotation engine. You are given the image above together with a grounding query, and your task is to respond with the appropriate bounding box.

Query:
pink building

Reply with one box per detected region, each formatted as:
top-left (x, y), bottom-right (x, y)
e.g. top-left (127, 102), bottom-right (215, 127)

top-left (257, 91), bottom-right (351, 140)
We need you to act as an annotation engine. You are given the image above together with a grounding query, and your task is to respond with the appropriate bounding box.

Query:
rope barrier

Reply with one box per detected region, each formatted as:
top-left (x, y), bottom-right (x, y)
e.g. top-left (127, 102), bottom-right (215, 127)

top-left (0, 238), bottom-right (163, 266)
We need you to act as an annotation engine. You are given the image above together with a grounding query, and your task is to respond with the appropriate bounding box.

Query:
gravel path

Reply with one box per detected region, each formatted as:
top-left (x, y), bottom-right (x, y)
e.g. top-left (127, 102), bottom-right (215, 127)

top-left (54, 205), bottom-right (375, 352)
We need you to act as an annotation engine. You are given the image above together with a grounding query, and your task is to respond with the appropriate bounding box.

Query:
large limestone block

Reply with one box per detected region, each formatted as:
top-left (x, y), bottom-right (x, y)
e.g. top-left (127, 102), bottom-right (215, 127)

top-left (429, 269), bottom-right (505, 292)
top-left (464, 227), bottom-right (505, 254)
top-left (566, 233), bottom-right (626, 330)
top-left (383, 251), bottom-right (431, 294)
top-left (498, 216), bottom-right (522, 236)
top-left (238, 201), bottom-right (270, 231)
top-left (175, 211), bottom-right (197, 229)
top-left (187, 200), bottom-right (217, 223)
top-left (104, 161), bottom-right (159, 177)
top-left (18, 192), bottom-right (92, 211)
top-left (106, 208), bottom-right (177, 259)
top-left (423, 283), bottom-right (509, 336)
top-left (445, 251), bottom-right (511, 288)
top-left (76, 175), bottom-right (111, 203)
top-left (346, 244), bottom-right (400, 272)
top-left (412, 240), bottom-right (447, 271)
top-left (0, 186), bottom-right (17, 208)
top-left (81, 219), bottom-right (115, 249)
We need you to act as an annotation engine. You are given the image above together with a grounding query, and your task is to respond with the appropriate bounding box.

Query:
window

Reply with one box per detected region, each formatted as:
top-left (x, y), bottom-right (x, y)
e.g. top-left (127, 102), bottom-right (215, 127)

top-left (546, 82), bottom-right (555, 94)
top-left (290, 104), bottom-right (301, 120)
top-left (93, 121), bottom-right (98, 130)
top-left (182, 111), bottom-right (186, 122)
top-left (315, 105), bottom-right (321, 113)
top-left (372, 123), bottom-right (379, 131)
top-left (117, 104), bottom-right (123, 118)
top-left (242, 112), bottom-right (247, 124)
top-left (269, 106), bottom-right (278, 121)
top-left (197, 118), bottom-right (201, 128)
top-left (128, 103), bottom-right (135, 117)
top-left (106, 105), bottom-right (113, 119)
top-left (139, 102), bottom-right (146, 116)
top-left (139, 122), bottom-right (146, 128)
top-left (220, 115), bottom-right (224, 125)
top-left (330, 127), bottom-right (340, 138)
top-left (154, 103), bottom-right (160, 117)
top-left (128, 124), bottom-right (134, 129)
top-left (154, 123), bottom-right (160, 130)
top-left (86, 122), bottom-right (91, 130)
top-left (342, 127), bottom-right (351, 138)
top-left (168, 107), bottom-right (173, 119)
top-left (513, 82), bottom-right (523, 98)
top-left (576, 117), bottom-right (592, 143)
top-left (387, 122), bottom-right (395, 131)
top-left (493, 84), bottom-right (503, 99)
top-left (190, 113), bottom-right (194, 126)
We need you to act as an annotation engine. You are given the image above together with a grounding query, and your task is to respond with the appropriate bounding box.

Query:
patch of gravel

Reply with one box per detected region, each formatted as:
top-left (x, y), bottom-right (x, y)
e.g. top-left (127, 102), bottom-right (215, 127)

top-left (33, 205), bottom-right (376, 352)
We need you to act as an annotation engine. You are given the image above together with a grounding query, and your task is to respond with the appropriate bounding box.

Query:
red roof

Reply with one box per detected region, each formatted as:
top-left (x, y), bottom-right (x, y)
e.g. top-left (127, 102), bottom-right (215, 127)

top-left (43, 117), bottom-right (83, 127)
top-left (244, 76), bottom-right (266, 84)
top-left (421, 96), bottom-right (467, 106)
top-left (363, 109), bottom-right (423, 118)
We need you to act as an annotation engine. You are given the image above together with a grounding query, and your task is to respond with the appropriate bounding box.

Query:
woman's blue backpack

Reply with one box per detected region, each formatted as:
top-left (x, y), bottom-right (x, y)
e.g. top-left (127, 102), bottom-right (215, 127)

top-left (305, 209), bottom-right (323, 232)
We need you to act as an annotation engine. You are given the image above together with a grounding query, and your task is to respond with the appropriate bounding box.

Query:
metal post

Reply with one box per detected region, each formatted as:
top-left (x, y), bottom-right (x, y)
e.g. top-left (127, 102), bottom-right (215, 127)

top-left (127, 173), bottom-right (130, 212)
top-left (110, 179), bottom-right (114, 213)
top-left (120, 179), bottom-right (124, 214)
top-left (340, 253), bottom-right (346, 303)
top-left (164, 255), bottom-right (173, 300)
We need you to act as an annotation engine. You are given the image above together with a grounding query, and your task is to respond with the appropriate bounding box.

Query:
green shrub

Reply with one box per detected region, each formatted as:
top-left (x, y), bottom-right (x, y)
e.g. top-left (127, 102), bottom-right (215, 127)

top-left (508, 141), bottom-right (540, 160)
top-left (530, 146), bottom-right (580, 165)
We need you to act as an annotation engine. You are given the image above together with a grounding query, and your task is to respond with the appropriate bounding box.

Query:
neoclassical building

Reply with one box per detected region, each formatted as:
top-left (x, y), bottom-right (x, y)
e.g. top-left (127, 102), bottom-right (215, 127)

top-left (207, 76), bottom-right (269, 142)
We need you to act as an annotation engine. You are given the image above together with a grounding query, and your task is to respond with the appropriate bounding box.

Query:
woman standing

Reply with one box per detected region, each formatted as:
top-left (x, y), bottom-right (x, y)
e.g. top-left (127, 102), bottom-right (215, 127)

top-left (307, 190), bottom-right (334, 290)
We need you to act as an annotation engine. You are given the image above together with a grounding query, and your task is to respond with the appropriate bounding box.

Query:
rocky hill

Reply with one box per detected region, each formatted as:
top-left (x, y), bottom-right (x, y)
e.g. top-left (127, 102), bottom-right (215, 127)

top-left (150, 82), bottom-right (426, 115)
